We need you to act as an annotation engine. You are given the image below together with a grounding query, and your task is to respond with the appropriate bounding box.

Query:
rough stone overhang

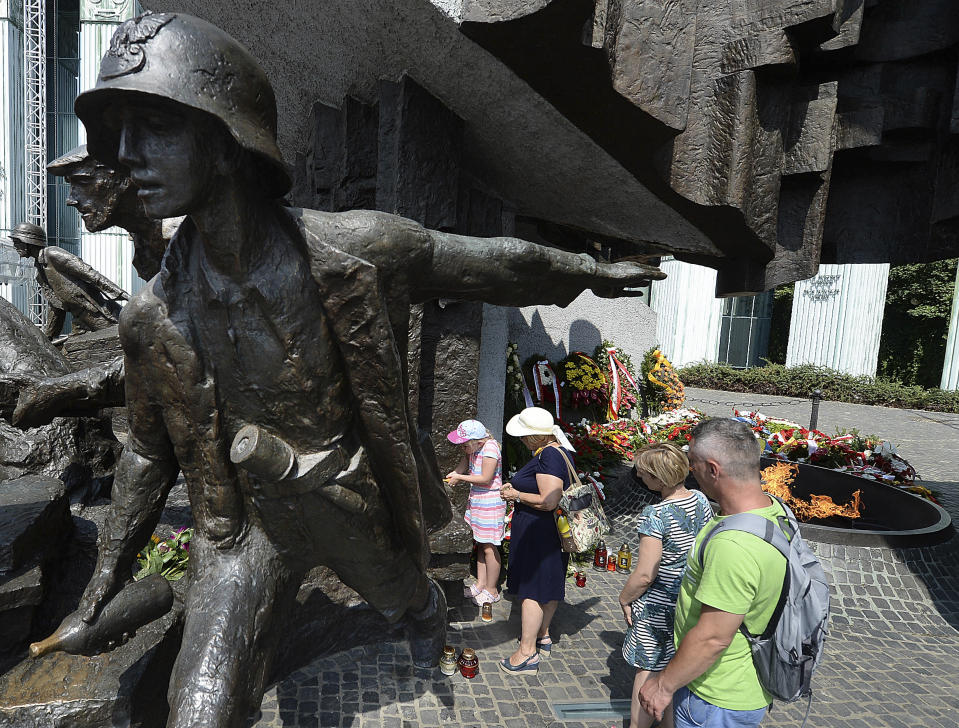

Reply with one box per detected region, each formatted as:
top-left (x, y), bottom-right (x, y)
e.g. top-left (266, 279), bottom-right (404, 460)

top-left (144, 0), bottom-right (718, 262)
top-left (142, 0), bottom-right (958, 295)
top-left (447, 0), bottom-right (959, 294)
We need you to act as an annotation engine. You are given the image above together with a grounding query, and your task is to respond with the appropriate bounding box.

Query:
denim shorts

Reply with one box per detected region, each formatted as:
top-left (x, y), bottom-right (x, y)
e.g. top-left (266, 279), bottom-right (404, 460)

top-left (673, 686), bottom-right (768, 728)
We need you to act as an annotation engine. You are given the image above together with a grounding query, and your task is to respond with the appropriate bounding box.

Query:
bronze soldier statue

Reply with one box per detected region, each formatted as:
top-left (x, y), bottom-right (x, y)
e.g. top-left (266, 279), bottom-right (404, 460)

top-left (39, 13), bottom-right (664, 728)
top-left (9, 222), bottom-right (128, 339)
top-left (12, 148), bottom-right (180, 427)
top-left (47, 144), bottom-right (174, 280)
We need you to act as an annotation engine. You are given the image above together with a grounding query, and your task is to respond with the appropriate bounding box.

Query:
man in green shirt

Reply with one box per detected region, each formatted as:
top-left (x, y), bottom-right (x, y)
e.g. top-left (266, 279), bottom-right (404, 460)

top-left (639, 418), bottom-right (786, 727)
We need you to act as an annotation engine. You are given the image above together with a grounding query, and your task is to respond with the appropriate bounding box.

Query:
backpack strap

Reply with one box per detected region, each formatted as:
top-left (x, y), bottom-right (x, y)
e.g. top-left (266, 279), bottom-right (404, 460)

top-left (695, 496), bottom-right (796, 640)
top-left (695, 496), bottom-right (797, 567)
top-left (697, 513), bottom-right (792, 564)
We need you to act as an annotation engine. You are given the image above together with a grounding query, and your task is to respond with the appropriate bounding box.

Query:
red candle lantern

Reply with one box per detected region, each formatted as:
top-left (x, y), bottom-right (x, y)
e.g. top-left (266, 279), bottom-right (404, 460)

top-left (458, 648), bottom-right (479, 678)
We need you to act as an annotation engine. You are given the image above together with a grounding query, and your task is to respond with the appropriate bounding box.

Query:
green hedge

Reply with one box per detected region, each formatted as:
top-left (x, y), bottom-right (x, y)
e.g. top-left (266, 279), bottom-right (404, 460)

top-left (676, 362), bottom-right (959, 413)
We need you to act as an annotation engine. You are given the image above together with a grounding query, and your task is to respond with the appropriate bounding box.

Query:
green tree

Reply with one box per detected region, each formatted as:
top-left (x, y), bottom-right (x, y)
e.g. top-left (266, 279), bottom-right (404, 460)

top-left (766, 283), bottom-right (794, 365)
top-left (877, 259), bottom-right (958, 388)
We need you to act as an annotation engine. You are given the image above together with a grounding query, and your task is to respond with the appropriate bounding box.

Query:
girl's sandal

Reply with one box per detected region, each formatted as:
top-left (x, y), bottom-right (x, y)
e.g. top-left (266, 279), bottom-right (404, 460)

top-left (463, 583), bottom-right (481, 599)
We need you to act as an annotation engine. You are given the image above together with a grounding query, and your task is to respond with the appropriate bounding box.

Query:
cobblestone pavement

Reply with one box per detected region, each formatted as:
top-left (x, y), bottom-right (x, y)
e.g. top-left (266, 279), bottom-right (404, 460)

top-left (252, 390), bottom-right (959, 727)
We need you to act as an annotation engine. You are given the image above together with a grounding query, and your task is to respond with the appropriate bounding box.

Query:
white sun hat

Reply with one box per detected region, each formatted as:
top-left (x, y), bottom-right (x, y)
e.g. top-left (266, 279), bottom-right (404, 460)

top-left (505, 407), bottom-right (575, 452)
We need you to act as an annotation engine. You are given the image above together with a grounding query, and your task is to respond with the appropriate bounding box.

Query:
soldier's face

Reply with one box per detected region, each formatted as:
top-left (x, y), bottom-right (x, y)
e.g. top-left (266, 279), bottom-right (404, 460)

top-left (11, 240), bottom-right (34, 259)
top-left (116, 101), bottom-right (219, 219)
top-left (65, 163), bottom-right (126, 232)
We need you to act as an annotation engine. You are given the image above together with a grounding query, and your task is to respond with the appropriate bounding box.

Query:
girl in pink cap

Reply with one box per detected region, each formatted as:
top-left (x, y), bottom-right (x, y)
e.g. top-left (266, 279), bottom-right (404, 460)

top-left (446, 419), bottom-right (505, 605)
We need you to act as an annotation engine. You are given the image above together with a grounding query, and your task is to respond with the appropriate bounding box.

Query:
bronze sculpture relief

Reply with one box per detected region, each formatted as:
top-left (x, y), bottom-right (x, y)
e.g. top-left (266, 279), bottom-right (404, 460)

top-left (47, 144), bottom-right (173, 281)
top-left (9, 223), bottom-right (128, 339)
top-left (38, 13), bottom-right (663, 727)
top-left (11, 146), bottom-right (179, 428)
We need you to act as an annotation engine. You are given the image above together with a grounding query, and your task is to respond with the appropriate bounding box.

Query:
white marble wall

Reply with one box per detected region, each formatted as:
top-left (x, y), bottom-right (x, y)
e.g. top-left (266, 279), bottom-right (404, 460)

top-left (786, 263), bottom-right (889, 377)
top-left (509, 289), bottom-right (659, 368)
top-left (648, 257), bottom-right (723, 366)
top-left (940, 266), bottom-right (959, 390)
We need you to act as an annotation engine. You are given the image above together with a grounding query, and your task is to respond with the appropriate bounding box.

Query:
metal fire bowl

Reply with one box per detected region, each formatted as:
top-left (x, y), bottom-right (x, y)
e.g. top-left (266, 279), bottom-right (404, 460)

top-left (760, 457), bottom-right (954, 548)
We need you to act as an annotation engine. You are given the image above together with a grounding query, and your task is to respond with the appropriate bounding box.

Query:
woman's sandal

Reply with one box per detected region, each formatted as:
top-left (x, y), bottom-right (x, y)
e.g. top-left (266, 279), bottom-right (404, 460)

top-left (463, 583), bottom-right (481, 599)
top-left (514, 636), bottom-right (552, 658)
top-left (498, 653), bottom-right (539, 675)
top-left (535, 636), bottom-right (553, 659)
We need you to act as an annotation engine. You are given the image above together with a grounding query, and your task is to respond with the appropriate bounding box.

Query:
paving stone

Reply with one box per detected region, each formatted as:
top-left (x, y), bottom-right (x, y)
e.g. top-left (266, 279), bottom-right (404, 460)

top-left (250, 391), bottom-right (959, 728)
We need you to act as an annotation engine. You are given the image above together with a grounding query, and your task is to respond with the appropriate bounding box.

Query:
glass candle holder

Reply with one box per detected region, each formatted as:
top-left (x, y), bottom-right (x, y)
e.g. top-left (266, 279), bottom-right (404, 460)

top-left (458, 648), bottom-right (479, 678)
top-left (439, 646), bottom-right (458, 676)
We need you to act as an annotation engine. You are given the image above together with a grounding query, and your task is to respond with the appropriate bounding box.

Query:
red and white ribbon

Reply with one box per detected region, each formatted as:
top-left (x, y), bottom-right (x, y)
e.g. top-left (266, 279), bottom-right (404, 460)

top-left (533, 361), bottom-right (562, 420)
top-left (520, 371), bottom-right (534, 409)
top-left (606, 347), bottom-right (639, 419)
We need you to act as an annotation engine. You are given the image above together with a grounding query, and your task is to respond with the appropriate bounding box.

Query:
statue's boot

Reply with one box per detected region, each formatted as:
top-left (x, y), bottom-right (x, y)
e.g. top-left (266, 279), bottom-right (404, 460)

top-left (405, 577), bottom-right (447, 668)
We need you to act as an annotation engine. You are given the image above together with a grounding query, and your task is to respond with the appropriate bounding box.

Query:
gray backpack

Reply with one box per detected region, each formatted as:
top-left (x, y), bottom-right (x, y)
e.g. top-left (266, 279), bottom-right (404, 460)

top-left (696, 496), bottom-right (830, 705)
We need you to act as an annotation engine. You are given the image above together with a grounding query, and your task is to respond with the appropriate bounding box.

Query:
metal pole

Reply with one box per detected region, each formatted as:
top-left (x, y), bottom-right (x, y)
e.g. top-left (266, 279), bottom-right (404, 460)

top-left (809, 389), bottom-right (822, 432)
top-left (639, 381), bottom-right (649, 419)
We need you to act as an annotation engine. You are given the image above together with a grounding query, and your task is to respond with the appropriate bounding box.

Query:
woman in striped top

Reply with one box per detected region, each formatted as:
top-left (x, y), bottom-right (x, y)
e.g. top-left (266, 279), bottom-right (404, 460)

top-left (620, 442), bottom-right (713, 728)
top-left (446, 419), bottom-right (505, 606)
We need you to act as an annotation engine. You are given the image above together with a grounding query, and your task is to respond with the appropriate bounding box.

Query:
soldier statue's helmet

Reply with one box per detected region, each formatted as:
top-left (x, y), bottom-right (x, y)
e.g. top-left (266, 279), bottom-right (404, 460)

top-left (47, 144), bottom-right (101, 176)
top-left (9, 222), bottom-right (47, 248)
top-left (74, 12), bottom-right (291, 198)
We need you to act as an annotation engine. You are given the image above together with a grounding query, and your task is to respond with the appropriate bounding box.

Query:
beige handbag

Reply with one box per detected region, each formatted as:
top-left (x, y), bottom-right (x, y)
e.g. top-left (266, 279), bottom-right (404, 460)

top-left (550, 445), bottom-right (611, 553)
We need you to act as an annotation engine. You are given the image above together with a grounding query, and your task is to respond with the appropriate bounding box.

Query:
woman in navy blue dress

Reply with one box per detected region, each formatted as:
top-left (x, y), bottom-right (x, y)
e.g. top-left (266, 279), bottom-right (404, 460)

top-left (498, 407), bottom-right (575, 675)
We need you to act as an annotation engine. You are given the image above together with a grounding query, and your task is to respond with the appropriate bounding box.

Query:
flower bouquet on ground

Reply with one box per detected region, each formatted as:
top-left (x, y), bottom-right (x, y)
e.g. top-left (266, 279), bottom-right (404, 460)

top-left (562, 351), bottom-right (607, 415)
top-left (135, 527), bottom-right (193, 582)
top-left (734, 410), bottom-right (933, 502)
top-left (564, 418), bottom-right (647, 478)
top-left (645, 408), bottom-right (705, 445)
top-left (643, 348), bottom-right (685, 413)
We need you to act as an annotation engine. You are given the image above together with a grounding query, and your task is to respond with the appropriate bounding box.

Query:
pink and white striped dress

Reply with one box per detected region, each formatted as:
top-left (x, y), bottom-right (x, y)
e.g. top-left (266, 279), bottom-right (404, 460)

top-left (464, 439), bottom-right (506, 544)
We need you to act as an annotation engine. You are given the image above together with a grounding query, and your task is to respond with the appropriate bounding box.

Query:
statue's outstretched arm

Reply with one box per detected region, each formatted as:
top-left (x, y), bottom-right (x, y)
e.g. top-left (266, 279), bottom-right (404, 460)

top-left (39, 318), bottom-right (178, 655)
top-left (417, 230), bottom-right (664, 307)
top-left (313, 208), bottom-right (662, 306)
top-left (82, 322), bottom-right (178, 616)
top-left (13, 356), bottom-right (125, 427)
top-left (43, 246), bottom-right (129, 301)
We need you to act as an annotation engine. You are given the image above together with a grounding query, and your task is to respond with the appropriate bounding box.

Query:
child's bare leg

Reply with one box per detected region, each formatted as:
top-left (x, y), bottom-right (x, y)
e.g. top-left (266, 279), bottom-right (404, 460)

top-left (481, 543), bottom-right (502, 597)
top-left (475, 542), bottom-right (488, 592)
